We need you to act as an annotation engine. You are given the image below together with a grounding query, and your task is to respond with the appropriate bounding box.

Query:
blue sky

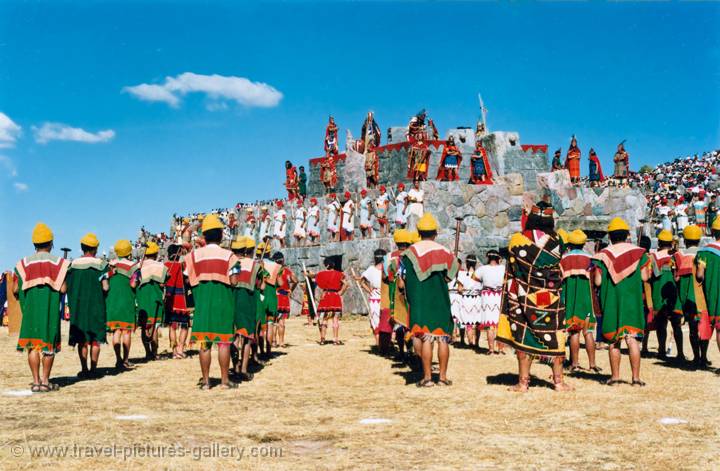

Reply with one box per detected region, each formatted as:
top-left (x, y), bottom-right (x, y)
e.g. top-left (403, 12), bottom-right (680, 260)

top-left (1, 1), bottom-right (718, 268)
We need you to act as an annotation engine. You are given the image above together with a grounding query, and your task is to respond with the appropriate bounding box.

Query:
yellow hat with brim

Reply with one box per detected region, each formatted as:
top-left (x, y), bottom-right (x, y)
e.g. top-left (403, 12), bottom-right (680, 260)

top-left (416, 213), bottom-right (438, 232)
top-left (245, 238), bottom-right (256, 249)
top-left (231, 236), bottom-right (247, 250)
top-left (201, 214), bottom-right (224, 233)
top-left (683, 225), bottom-right (702, 241)
top-left (568, 229), bottom-right (587, 246)
top-left (712, 217), bottom-right (720, 232)
top-left (393, 229), bottom-right (410, 244)
top-left (115, 239), bottom-right (132, 258)
top-left (145, 241), bottom-right (159, 256)
top-left (255, 242), bottom-right (266, 255)
top-left (409, 231), bottom-right (421, 243)
top-left (556, 228), bottom-right (569, 244)
top-left (32, 222), bottom-right (53, 244)
top-left (80, 233), bottom-right (100, 248)
top-left (608, 217), bottom-right (630, 232)
top-left (658, 230), bottom-right (673, 243)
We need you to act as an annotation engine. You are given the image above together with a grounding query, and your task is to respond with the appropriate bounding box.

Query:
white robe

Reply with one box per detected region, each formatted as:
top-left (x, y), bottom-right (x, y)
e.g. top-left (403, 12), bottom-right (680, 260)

top-left (307, 205), bottom-right (321, 236)
top-left (395, 191), bottom-right (408, 224)
top-left (273, 209), bottom-right (286, 238)
top-left (360, 197), bottom-right (372, 228)
top-left (326, 201), bottom-right (340, 233)
top-left (342, 200), bottom-right (355, 233)
top-left (293, 207), bottom-right (306, 238)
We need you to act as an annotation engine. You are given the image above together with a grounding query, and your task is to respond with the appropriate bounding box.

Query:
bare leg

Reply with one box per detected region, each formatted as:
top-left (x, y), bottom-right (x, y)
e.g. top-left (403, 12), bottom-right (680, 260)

top-left (199, 347), bottom-right (211, 386)
top-left (178, 326), bottom-right (188, 355)
top-left (28, 350), bottom-right (41, 386)
top-left (112, 330), bottom-right (123, 366)
top-left (241, 339), bottom-right (252, 375)
top-left (78, 344), bottom-right (89, 373)
top-left (569, 332), bottom-right (580, 368)
top-left (584, 331), bottom-right (597, 369)
top-left (670, 315), bottom-right (684, 360)
top-left (278, 318), bottom-right (286, 346)
top-left (626, 336), bottom-right (642, 383)
top-left (608, 341), bottom-right (622, 382)
top-left (412, 336), bottom-right (422, 357)
top-left (41, 354), bottom-right (55, 385)
top-left (438, 341), bottom-right (450, 382)
top-left (332, 315), bottom-right (340, 343)
top-left (421, 340), bottom-right (433, 381)
top-left (487, 328), bottom-right (497, 353)
top-left (552, 356), bottom-right (573, 391)
top-left (218, 344), bottom-right (231, 386)
top-left (509, 351), bottom-right (531, 392)
top-left (655, 312), bottom-right (668, 357)
top-left (90, 344), bottom-right (101, 372)
top-left (122, 331), bottom-right (132, 365)
top-left (169, 325), bottom-right (177, 356)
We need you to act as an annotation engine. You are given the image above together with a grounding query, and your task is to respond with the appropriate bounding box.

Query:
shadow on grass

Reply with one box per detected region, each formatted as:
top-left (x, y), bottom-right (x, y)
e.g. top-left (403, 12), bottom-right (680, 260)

top-left (485, 372), bottom-right (556, 390)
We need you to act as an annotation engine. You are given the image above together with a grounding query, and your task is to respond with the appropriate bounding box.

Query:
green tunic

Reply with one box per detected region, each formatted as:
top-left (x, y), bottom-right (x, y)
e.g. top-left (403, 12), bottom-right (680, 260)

top-left (137, 281), bottom-right (164, 326)
top-left (106, 261), bottom-right (137, 331)
top-left (261, 284), bottom-right (278, 323)
top-left (561, 275), bottom-right (596, 332)
top-left (190, 281), bottom-right (235, 345)
top-left (234, 287), bottom-right (257, 337)
top-left (403, 257), bottom-right (454, 338)
top-left (649, 252), bottom-right (679, 315)
top-left (697, 242), bottom-right (720, 326)
top-left (15, 252), bottom-right (65, 352)
top-left (676, 248), bottom-right (703, 322)
top-left (596, 253), bottom-right (649, 342)
top-left (67, 257), bottom-right (108, 346)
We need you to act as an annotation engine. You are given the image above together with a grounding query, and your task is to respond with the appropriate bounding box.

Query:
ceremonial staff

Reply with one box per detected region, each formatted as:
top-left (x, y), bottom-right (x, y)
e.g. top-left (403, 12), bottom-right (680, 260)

top-left (349, 265), bottom-right (371, 315)
top-left (301, 261), bottom-right (320, 331)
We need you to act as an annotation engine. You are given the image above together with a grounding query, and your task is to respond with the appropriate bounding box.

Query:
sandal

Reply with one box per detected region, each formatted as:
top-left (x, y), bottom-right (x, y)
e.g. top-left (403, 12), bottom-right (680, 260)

top-left (198, 382), bottom-right (211, 390)
top-left (43, 382), bottom-right (60, 392)
top-left (588, 366), bottom-right (603, 373)
top-left (240, 372), bottom-right (254, 381)
top-left (552, 377), bottom-right (574, 392)
top-left (631, 379), bottom-right (646, 387)
top-left (570, 366), bottom-right (583, 373)
top-left (219, 381), bottom-right (238, 390)
top-left (30, 383), bottom-right (42, 393)
top-left (508, 376), bottom-right (530, 393)
top-left (437, 379), bottom-right (453, 386)
top-left (604, 379), bottom-right (623, 386)
top-left (416, 379), bottom-right (434, 388)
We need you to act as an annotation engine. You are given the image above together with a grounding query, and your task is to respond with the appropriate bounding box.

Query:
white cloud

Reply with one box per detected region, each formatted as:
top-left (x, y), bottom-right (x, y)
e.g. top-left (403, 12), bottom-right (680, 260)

top-left (122, 83), bottom-right (180, 107)
top-left (0, 112), bottom-right (22, 148)
top-left (33, 123), bottom-right (115, 144)
top-left (13, 182), bottom-right (28, 192)
top-left (0, 155), bottom-right (17, 177)
top-left (123, 72), bottom-right (283, 109)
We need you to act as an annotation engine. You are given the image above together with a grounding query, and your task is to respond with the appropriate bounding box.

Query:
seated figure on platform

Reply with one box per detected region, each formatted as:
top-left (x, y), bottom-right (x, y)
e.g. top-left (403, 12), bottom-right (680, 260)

top-left (365, 140), bottom-right (379, 188)
top-left (437, 135), bottom-right (462, 181)
top-left (469, 139), bottom-right (493, 184)
top-left (613, 140), bottom-right (630, 186)
top-left (325, 116), bottom-right (339, 157)
top-left (320, 153), bottom-right (338, 193)
top-left (285, 160), bottom-right (299, 200)
top-left (361, 111), bottom-right (381, 151)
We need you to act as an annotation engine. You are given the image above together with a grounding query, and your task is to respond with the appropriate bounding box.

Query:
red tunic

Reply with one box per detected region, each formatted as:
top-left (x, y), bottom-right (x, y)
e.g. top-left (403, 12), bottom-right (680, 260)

top-left (276, 267), bottom-right (294, 315)
top-left (316, 270), bottom-right (344, 312)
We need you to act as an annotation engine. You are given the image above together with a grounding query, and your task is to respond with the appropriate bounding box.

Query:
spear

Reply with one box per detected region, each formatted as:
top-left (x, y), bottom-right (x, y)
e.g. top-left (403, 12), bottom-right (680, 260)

top-left (350, 265), bottom-right (371, 314)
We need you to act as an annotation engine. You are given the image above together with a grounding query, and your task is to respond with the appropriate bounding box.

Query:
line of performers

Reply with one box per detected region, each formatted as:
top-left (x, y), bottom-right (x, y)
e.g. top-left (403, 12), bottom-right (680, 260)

top-left (11, 216), bottom-right (357, 391)
top-left (551, 136), bottom-right (630, 186)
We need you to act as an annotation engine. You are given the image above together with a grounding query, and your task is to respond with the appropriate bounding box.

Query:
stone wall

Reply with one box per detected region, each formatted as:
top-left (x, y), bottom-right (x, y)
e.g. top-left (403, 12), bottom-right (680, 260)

top-left (307, 130), bottom-right (549, 196)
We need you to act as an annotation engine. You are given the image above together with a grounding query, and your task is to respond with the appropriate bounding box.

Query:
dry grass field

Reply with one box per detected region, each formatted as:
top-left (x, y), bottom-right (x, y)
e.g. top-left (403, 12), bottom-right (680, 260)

top-left (1, 316), bottom-right (718, 470)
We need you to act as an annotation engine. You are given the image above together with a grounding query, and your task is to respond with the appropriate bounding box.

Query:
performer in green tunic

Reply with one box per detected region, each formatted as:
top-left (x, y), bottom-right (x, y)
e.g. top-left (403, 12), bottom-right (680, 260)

top-left (136, 241), bottom-right (167, 361)
top-left (674, 225), bottom-right (710, 368)
top-left (106, 239), bottom-right (138, 369)
top-left (402, 213), bottom-right (458, 387)
top-left (593, 218), bottom-right (651, 386)
top-left (696, 217), bottom-right (720, 360)
top-left (230, 236), bottom-right (260, 380)
top-left (66, 233), bottom-right (109, 378)
top-left (560, 230), bottom-right (600, 373)
top-left (648, 229), bottom-right (683, 360)
top-left (13, 223), bottom-right (70, 392)
top-left (498, 203), bottom-right (571, 392)
top-left (185, 214), bottom-right (240, 389)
